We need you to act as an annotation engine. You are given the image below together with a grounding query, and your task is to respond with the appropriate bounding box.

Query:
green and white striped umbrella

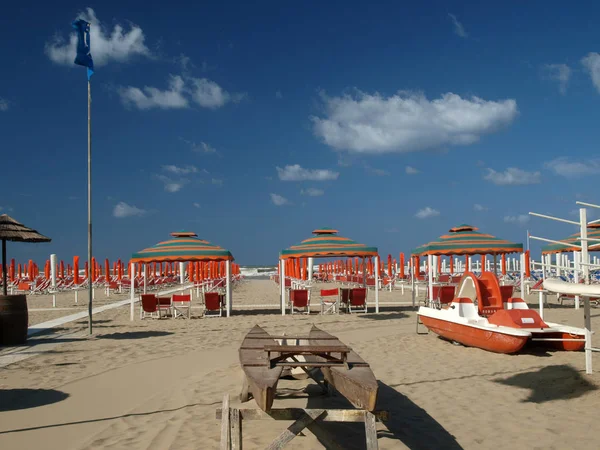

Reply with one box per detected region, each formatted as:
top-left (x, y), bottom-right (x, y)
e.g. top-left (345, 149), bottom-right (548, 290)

top-left (132, 231), bottom-right (234, 263)
top-left (412, 224), bottom-right (523, 256)
top-left (280, 227), bottom-right (378, 259)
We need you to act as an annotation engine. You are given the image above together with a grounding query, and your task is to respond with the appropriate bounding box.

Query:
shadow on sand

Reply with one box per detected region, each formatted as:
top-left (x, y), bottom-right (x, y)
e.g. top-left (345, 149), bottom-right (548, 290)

top-left (304, 379), bottom-right (462, 449)
top-left (357, 311), bottom-right (409, 321)
top-left (95, 331), bottom-right (174, 340)
top-left (0, 389), bottom-right (69, 412)
top-left (493, 364), bottom-right (598, 403)
top-left (26, 336), bottom-right (86, 345)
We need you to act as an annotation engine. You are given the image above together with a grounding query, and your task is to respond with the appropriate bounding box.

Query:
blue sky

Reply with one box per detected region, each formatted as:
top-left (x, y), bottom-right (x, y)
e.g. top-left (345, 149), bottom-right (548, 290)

top-left (2, 1), bottom-right (600, 266)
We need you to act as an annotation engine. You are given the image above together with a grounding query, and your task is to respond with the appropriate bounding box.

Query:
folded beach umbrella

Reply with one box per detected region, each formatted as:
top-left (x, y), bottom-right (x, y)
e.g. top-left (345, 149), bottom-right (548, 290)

top-left (0, 214), bottom-right (51, 295)
top-left (132, 231), bottom-right (234, 263)
top-left (280, 227), bottom-right (378, 259)
top-left (412, 224), bottom-right (523, 256)
top-left (541, 223), bottom-right (600, 254)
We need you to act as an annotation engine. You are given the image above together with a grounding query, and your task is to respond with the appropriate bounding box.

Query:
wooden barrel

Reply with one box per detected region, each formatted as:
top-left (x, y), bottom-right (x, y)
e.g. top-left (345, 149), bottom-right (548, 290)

top-left (0, 294), bottom-right (29, 345)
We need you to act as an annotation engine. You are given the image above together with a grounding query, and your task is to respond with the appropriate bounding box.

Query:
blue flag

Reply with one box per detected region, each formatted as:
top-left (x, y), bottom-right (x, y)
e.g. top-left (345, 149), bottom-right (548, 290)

top-left (72, 19), bottom-right (94, 79)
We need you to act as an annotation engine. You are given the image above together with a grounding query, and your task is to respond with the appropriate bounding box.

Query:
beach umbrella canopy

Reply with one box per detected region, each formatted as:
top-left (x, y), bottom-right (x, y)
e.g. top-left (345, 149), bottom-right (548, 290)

top-left (412, 224), bottom-right (523, 256)
top-left (280, 227), bottom-right (378, 259)
top-left (541, 223), bottom-right (600, 254)
top-left (131, 231), bottom-right (234, 263)
top-left (0, 214), bottom-right (51, 295)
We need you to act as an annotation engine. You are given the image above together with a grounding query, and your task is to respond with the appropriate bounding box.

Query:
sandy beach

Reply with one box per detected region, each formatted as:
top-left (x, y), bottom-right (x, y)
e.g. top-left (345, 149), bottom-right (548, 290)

top-left (1, 279), bottom-right (599, 449)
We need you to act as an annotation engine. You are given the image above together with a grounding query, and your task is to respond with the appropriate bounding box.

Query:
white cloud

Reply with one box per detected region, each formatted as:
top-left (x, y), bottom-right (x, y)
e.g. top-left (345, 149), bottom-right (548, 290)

top-left (301, 188), bottom-right (324, 197)
top-left (113, 201), bottom-right (146, 218)
top-left (270, 193), bottom-right (289, 206)
top-left (180, 138), bottom-right (218, 154)
top-left (544, 157), bottom-right (600, 178)
top-left (175, 53), bottom-right (192, 71)
top-left (275, 90), bottom-right (283, 99)
top-left (312, 91), bottom-right (518, 154)
top-left (211, 178), bottom-right (223, 186)
top-left (162, 164), bottom-right (198, 175)
top-left (405, 166), bottom-right (419, 175)
top-left (45, 8), bottom-right (151, 67)
top-left (474, 203), bottom-right (488, 211)
top-left (484, 167), bottom-right (541, 185)
top-left (582, 53), bottom-right (600, 93)
top-left (276, 164), bottom-right (339, 181)
top-left (190, 78), bottom-right (245, 109)
top-left (120, 76), bottom-right (244, 111)
top-left (448, 13), bottom-right (468, 38)
top-left (364, 165), bottom-right (390, 176)
top-left (119, 75), bottom-right (188, 110)
top-left (155, 174), bottom-right (186, 192)
top-left (0, 98), bottom-right (8, 111)
top-left (193, 202), bottom-right (200, 208)
top-left (199, 142), bottom-right (217, 154)
top-left (504, 214), bottom-right (530, 225)
top-left (543, 64), bottom-right (571, 95)
top-left (415, 207), bottom-right (440, 219)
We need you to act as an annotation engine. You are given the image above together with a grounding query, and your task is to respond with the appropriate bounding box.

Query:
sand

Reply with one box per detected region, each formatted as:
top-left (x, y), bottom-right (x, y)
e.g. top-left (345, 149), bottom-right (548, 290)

top-left (1, 279), bottom-right (599, 449)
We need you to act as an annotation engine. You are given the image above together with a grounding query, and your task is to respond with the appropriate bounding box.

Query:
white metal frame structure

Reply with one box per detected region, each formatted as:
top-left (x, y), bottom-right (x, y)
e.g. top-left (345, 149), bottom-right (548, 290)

top-left (529, 203), bottom-right (600, 374)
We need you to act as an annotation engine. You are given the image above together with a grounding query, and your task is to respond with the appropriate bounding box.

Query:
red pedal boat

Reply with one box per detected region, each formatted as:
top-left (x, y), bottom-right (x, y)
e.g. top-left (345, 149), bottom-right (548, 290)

top-left (418, 271), bottom-right (586, 354)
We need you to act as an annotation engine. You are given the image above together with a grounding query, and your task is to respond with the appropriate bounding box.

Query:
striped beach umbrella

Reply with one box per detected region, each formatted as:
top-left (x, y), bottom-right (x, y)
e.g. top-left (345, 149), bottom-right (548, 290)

top-left (280, 227), bottom-right (378, 259)
top-left (131, 231), bottom-right (234, 263)
top-left (412, 224), bottom-right (523, 256)
top-left (541, 223), bottom-right (600, 254)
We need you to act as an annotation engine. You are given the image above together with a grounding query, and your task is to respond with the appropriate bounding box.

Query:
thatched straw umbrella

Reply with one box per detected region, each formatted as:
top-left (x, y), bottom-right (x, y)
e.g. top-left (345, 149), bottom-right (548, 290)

top-left (0, 214), bottom-right (51, 295)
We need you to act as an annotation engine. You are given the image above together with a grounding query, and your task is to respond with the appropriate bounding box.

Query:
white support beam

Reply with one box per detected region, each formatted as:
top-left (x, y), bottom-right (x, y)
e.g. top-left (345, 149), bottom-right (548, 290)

top-left (528, 212), bottom-right (579, 226)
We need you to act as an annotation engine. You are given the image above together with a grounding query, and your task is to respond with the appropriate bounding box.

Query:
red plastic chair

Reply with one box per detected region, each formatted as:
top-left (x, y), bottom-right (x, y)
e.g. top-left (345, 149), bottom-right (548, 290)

top-left (340, 288), bottom-right (351, 310)
top-left (140, 294), bottom-right (159, 319)
top-left (438, 285), bottom-right (456, 306)
top-left (157, 296), bottom-right (173, 318)
top-left (349, 288), bottom-right (367, 313)
top-left (204, 292), bottom-right (223, 317)
top-left (289, 289), bottom-right (310, 314)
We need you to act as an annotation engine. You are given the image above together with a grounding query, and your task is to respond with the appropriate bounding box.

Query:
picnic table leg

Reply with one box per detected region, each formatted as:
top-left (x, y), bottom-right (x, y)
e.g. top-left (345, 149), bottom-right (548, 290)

top-left (220, 394), bottom-right (231, 450)
top-left (231, 408), bottom-right (242, 450)
top-left (364, 411), bottom-right (379, 450)
top-left (240, 373), bottom-right (250, 403)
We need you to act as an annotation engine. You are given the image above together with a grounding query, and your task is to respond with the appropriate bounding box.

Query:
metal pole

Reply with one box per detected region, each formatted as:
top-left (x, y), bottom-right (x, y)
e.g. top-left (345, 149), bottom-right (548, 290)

top-left (87, 79), bottom-right (93, 334)
top-left (280, 258), bottom-right (286, 315)
top-left (580, 208), bottom-right (592, 374)
top-left (1, 240), bottom-right (7, 296)
top-left (226, 259), bottom-right (232, 317)
top-left (374, 255), bottom-right (379, 313)
top-left (493, 254), bottom-right (498, 277)
top-left (411, 256), bottom-right (415, 308)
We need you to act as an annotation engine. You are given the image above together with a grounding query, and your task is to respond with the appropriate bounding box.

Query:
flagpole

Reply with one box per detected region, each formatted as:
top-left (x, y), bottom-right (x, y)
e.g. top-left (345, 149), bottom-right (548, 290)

top-left (87, 78), bottom-right (93, 335)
